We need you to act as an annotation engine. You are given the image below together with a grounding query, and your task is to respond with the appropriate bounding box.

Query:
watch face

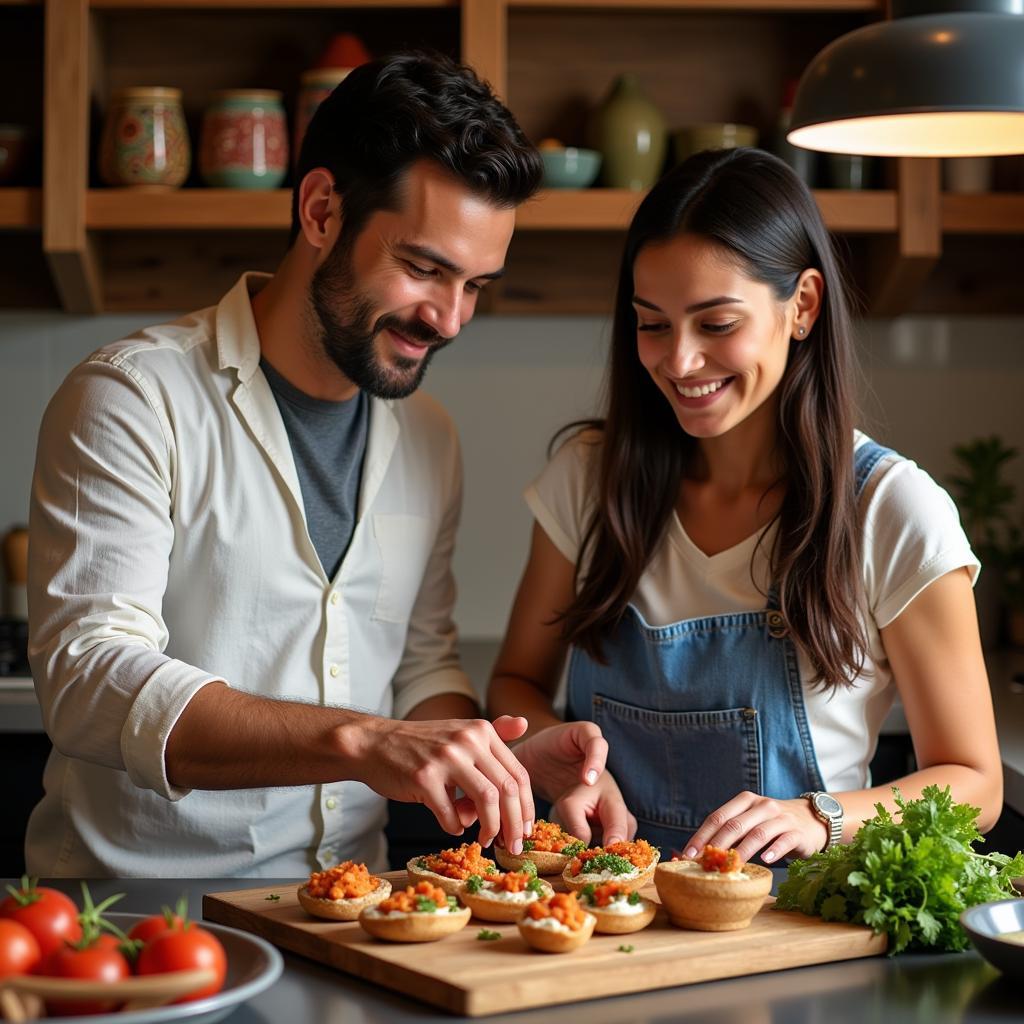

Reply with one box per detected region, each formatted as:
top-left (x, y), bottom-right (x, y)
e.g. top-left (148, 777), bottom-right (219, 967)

top-left (816, 794), bottom-right (842, 816)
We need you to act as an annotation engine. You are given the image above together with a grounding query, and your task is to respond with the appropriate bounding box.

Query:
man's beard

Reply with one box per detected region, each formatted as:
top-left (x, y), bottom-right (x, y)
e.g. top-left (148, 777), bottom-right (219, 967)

top-left (309, 235), bottom-right (452, 400)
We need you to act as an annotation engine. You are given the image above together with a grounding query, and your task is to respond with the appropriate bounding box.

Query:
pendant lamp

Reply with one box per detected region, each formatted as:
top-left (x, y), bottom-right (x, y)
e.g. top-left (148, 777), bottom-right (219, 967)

top-left (787, 0), bottom-right (1024, 156)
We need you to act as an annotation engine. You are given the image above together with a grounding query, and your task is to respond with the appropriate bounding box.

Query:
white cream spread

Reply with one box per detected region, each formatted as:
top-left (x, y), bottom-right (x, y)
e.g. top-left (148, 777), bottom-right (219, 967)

top-left (519, 916), bottom-right (574, 934)
top-left (671, 861), bottom-right (746, 881)
top-left (477, 885), bottom-right (545, 904)
top-left (363, 904), bottom-right (455, 919)
top-left (588, 898), bottom-right (648, 916)
top-left (573, 868), bottom-right (641, 883)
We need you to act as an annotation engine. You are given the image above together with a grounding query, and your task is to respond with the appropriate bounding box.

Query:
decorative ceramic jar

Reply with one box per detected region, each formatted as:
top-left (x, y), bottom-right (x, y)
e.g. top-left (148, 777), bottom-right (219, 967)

top-left (200, 90), bottom-right (288, 189)
top-left (293, 68), bottom-right (351, 165)
top-left (100, 87), bottom-right (190, 189)
top-left (590, 74), bottom-right (667, 191)
top-left (674, 123), bottom-right (758, 166)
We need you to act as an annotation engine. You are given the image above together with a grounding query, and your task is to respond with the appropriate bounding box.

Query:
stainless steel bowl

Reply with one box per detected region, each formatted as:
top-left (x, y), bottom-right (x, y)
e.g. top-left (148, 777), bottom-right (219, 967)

top-left (960, 898), bottom-right (1024, 979)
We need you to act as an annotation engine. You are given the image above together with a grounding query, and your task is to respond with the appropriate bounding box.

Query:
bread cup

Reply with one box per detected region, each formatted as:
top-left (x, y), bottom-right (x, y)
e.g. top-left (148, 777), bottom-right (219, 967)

top-left (297, 861), bottom-right (392, 921)
top-left (494, 819), bottom-right (586, 875)
top-left (359, 881), bottom-right (472, 942)
top-left (517, 892), bottom-right (597, 953)
top-left (562, 838), bottom-right (661, 894)
top-left (407, 841), bottom-right (499, 897)
top-left (459, 863), bottom-right (556, 923)
top-left (654, 847), bottom-right (773, 931)
top-left (577, 881), bottom-right (657, 934)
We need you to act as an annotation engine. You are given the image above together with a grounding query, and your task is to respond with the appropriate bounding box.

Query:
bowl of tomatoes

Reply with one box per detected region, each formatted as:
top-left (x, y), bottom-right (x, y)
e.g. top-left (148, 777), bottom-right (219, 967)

top-left (0, 877), bottom-right (281, 1021)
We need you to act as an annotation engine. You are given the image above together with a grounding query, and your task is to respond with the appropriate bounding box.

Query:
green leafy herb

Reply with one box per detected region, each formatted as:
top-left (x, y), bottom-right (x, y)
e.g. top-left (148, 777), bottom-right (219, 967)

top-left (465, 874), bottom-right (484, 894)
top-left (415, 897), bottom-right (438, 913)
top-left (522, 860), bottom-right (538, 878)
top-left (560, 841), bottom-right (586, 857)
top-left (580, 883), bottom-right (596, 901)
top-left (485, 865), bottom-right (498, 874)
top-left (522, 840), bottom-right (535, 852)
top-left (526, 878), bottom-right (545, 894)
top-left (617, 944), bottom-right (635, 953)
top-left (776, 785), bottom-right (1024, 954)
top-left (627, 891), bottom-right (642, 905)
top-left (415, 858), bottom-right (428, 869)
top-left (446, 895), bottom-right (459, 912)
top-left (581, 853), bottom-right (634, 875)
top-left (264, 893), bottom-right (281, 902)
top-left (477, 929), bottom-right (501, 941)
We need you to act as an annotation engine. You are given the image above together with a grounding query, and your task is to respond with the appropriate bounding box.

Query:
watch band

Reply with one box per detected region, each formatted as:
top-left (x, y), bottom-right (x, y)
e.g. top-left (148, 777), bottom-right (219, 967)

top-left (799, 791), bottom-right (844, 850)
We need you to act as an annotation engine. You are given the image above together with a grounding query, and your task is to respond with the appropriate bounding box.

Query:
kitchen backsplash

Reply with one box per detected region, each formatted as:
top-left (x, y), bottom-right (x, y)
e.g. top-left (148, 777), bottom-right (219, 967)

top-left (0, 311), bottom-right (1022, 637)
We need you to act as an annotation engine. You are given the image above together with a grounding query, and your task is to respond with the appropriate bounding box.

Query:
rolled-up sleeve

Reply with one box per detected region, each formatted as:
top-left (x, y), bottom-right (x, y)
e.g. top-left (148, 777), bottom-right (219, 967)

top-left (28, 355), bottom-right (222, 800)
top-left (389, 429), bottom-right (476, 719)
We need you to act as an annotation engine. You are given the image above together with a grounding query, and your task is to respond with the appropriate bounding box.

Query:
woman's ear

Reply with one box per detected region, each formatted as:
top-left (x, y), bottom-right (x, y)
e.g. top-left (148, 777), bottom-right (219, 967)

top-left (791, 268), bottom-right (824, 340)
top-left (295, 168), bottom-right (342, 258)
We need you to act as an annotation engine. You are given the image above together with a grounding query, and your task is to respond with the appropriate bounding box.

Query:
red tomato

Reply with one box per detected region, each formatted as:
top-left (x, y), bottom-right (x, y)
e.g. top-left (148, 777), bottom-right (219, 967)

top-left (0, 881), bottom-right (82, 958)
top-left (136, 925), bottom-right (227, 1002)
top-left (40, 941), bottom-right (131, 1016)
top-left (0, 918), bottom-right (42, 977)
top-left (127, 911), bottom-right (185, 947)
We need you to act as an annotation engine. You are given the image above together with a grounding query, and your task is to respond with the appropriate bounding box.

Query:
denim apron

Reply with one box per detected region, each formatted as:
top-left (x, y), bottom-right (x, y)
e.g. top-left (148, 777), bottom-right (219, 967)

top-left (565, 440), bottom-right (893, 853)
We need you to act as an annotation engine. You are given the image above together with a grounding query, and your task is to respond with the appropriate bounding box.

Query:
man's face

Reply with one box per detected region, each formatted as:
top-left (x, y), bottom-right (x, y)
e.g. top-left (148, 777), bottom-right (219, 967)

top-left (310, 160), bottom-right (516, 399)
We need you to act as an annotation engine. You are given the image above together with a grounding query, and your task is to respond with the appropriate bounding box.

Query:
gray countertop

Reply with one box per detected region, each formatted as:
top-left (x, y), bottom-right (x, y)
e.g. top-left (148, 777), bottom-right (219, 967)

top-left (9, 876), bottom-right (1018, 1024)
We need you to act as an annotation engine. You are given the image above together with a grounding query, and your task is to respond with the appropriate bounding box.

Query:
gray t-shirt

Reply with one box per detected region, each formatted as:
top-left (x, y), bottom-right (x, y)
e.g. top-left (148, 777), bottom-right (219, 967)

top-left (261, 358), bottom-right (368, 579)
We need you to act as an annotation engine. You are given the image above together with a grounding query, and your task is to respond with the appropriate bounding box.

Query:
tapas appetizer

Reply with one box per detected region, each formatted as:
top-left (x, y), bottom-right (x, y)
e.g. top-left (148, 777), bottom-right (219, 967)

top-left (297, 861), bottom-right (391, 921)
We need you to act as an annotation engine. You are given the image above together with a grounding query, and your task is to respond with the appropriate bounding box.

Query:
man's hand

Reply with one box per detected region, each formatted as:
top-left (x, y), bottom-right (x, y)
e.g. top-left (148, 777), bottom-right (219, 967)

top-left (338, 714), bottom-right (534, 852)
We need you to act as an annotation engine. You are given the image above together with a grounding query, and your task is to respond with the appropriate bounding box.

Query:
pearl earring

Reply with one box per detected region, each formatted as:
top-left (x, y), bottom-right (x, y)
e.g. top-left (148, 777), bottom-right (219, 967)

top-left (796, 325), bottom-right (806, 337)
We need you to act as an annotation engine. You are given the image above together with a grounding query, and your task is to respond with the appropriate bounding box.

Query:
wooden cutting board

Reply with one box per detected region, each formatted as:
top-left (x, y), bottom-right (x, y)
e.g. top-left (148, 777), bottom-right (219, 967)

top-left (203, 870), bottom-right (887, 1016)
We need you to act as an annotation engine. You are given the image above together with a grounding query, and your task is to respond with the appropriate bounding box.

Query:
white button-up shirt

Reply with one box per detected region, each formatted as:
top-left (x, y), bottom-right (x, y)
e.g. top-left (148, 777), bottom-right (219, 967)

top-left (26, 273), bottom-right (476, 878)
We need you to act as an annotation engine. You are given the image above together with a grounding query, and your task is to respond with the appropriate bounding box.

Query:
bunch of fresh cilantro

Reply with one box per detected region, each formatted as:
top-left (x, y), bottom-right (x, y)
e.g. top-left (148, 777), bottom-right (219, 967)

top-left (775, 785), bottom-right (1024, 954)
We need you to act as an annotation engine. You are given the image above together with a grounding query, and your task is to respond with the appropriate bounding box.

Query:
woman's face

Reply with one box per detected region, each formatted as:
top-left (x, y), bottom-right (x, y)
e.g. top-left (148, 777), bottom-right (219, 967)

top-left (632, 232), bottom-right (806, 442)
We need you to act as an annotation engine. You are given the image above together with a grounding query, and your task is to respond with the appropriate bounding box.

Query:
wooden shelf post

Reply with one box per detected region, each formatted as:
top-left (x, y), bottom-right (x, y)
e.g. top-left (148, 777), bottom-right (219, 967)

top-left (43, 0), bottom-right (101, 313)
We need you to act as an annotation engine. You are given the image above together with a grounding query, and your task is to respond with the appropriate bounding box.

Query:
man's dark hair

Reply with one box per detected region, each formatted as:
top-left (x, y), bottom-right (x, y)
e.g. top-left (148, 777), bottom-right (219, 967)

top-left (289, 51), bottom-right (542, 246)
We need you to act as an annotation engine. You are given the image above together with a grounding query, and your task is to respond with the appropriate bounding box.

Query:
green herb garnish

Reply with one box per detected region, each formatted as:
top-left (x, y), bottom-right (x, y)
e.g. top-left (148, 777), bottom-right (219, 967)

top-left (415, 897), bottom-right (439, 913)
top-left (465, 874), bottom-right (484, 894)
top-left (580, 883), bottom-right (596, 902)
top-left (776, 785), bottom-right (1024, 954)
top-left (485, 864), bottom-right (498, 873)
top-left (618, 944), bottom-right (635, 953)
top-left (446, 895), bottom-right (459, 912)
top-left (627, 891), bottom-right (641, 905)
top-left (580, 853), bottom-right (634, 875)
top-left (560, 840), bottom-right (586, 857)
top-left (415, 858), bottom-right (428, 869)
top-left (522, 860), bottom-right (538, 878)
top-left (526, 878), bottom-right (545, 894)
top-left (522, 840), bottom-right (535, 852)
top-left (477, 929), bottom-right (501, 941)
top-left (264, 893), bottom-right (281, 902)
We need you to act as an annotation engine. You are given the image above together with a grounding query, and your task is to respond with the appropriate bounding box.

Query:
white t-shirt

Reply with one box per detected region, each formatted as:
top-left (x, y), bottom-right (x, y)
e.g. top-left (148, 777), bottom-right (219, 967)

top-left (525, 431), bottom-right (979, 793)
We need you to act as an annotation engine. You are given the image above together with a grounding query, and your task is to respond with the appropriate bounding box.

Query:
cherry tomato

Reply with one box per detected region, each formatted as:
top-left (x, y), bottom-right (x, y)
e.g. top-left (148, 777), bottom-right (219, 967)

top-left (0, 879), bottom-right (81, 958)
top-left (0, 918), bottom-right (41, 977)
top-left (39, 940), bottom-right (131, 1016)
top-left (127, 911), bottom-right (185, 947)
top-left (136, 924), bottom-right (227, 1002)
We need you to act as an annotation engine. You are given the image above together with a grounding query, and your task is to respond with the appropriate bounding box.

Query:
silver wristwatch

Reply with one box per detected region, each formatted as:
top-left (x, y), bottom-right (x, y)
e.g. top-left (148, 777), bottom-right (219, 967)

top-left (800, 791), bottom-right (844, 850)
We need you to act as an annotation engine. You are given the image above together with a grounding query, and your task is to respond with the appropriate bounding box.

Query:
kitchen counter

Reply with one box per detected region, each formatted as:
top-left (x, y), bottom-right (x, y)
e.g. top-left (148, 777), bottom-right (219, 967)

top-left (8, 876), bottom-right (1018, 1024)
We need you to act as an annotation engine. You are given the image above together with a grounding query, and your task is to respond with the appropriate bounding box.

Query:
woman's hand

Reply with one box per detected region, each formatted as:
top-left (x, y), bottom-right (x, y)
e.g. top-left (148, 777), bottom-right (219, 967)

top-left (684, 791), bottom-right (828, 864)
top-left (512, 720), bottom-right (609, 805)
top-left (551, 771), bottom-right (637, 848)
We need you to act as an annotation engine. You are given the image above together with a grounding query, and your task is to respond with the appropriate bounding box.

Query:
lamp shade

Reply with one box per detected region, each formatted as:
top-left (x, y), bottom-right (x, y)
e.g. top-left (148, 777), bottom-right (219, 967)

top-left (788, 2), bottom-right (1024, 156)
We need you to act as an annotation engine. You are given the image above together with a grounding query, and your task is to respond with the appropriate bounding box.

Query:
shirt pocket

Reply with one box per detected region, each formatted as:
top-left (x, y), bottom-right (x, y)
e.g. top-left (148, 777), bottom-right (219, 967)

top-left (592, 693), bottom-right (762, 832)
top-left (371, 514), bottom-right (437, 624)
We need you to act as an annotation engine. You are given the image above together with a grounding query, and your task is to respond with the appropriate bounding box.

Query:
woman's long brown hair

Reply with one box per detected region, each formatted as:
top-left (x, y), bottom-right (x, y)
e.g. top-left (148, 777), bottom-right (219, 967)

top-left (558, 147), bottom-right (866, 690)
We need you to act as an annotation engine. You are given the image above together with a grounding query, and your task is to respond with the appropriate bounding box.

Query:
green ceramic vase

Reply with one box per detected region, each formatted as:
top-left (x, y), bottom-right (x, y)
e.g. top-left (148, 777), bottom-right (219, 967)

top-left (591, 74), bottom-right (667, 191)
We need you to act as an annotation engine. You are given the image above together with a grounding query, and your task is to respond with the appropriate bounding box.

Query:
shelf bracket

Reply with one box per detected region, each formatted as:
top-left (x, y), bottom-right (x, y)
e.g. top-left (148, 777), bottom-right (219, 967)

top-left (43, 0), bottom-right (102, 313)
top-left (461, 0), bottom-right (508, 101)
top-left (867, 157), bottom-right (941, 316)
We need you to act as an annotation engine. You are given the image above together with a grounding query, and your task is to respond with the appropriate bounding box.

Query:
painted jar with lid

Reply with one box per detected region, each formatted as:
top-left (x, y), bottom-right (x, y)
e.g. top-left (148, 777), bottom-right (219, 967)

top-left (100, 87), bottom-right (190, 189)
top-left (293, 68), bottom-right (351, 166)
top-left (200, 90), bottom-right (289, 189)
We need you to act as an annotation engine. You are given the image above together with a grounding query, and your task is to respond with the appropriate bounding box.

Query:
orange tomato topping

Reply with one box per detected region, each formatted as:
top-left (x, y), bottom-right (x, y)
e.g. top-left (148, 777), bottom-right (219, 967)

top-left (588, 882), bottom-right (633, 907)
top-left (420, 842), bottom-right (496, 880)
top-left (699, 845), bottom-right (743, 873)
top-left (378, 881), bottom-right (449, 914)
top-left (523, 819), bottom-right (581, 853)
top-left (306, 861), bottom-right (379, 901)
top-left (494, 871), bottom-right (533, 893)
top-left (570, 838), bottom-right (658, 876)
top-left (525, 892), bottom-right (588, 930)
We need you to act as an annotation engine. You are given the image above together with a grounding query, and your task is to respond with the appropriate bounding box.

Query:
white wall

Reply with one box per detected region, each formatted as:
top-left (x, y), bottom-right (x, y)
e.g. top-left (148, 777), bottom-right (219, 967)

top-left (0, 310), bottom-right (1022, 638)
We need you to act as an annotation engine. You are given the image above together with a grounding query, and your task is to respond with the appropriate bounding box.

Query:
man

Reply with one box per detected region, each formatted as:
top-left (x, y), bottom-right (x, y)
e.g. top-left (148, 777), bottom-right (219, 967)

top-left (26, 53), bottom-right (621, 877)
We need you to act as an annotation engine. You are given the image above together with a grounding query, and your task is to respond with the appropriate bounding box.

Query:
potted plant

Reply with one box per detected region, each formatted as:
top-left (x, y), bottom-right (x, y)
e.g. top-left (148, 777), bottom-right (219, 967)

top-left (947, 436), bottom-right (1018, 648)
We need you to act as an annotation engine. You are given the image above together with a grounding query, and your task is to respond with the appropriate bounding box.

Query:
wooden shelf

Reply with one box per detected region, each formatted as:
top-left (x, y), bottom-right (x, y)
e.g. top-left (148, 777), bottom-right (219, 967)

top-left (0, 188), bottom-right (42, 229)
top-left (509, 0), bottom-right (878, 8)
top-left (941, 193), bottom-right (1024, 235)
top-left (89, 0), bottom-right (456, 7)
top-left (87, 189), bottom-right (292, 230)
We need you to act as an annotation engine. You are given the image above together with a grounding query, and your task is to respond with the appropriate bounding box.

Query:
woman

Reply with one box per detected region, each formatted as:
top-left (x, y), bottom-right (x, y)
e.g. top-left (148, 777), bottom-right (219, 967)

top-left (488, 148), bottom-right (1002, 864)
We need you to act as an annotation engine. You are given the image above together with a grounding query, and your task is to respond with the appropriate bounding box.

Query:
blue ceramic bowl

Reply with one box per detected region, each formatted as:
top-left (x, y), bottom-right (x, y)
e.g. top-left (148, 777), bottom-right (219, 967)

top-left (540, 147), bottom-right (602, 189)
top-left (961, 898), bottom-right (1024, 979)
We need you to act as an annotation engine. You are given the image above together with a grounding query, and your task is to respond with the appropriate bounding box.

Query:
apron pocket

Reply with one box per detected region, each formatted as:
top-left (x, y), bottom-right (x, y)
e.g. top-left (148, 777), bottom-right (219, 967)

top-left (592, 692), bottom-right (762, 833)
